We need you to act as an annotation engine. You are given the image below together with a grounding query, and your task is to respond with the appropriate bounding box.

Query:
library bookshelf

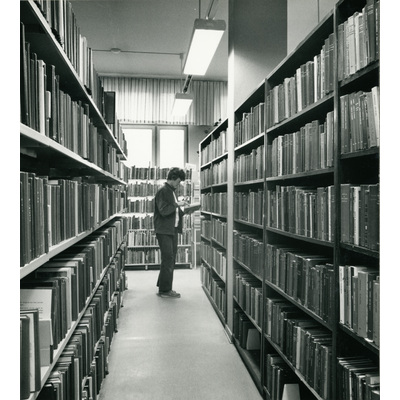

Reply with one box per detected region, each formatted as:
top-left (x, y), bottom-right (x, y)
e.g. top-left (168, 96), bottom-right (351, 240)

top-left (124, 167), bottom-right (195, 270)
top-left (199, 119), bottom-right (229, 325)
top-left (200, 0), bottom-right (380, 399)
top-left (20, 1), bottom-right (130, 399)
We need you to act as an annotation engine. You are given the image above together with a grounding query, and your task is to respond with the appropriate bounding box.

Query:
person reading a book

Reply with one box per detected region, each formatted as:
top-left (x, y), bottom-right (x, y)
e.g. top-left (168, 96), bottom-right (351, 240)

top-left (154, 167), bottom-right (190, 298)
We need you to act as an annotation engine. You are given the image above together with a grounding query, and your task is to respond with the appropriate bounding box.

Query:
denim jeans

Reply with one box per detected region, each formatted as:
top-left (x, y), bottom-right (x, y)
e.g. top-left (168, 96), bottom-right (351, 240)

top-left (156, 232), bottom-right (178, 292)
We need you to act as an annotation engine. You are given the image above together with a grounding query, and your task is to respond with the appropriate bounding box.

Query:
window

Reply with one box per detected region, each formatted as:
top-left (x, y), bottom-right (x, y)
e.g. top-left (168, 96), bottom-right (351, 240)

top-left (158, 127), bottom-right (185, 168)
top-left (122, 124), bottom-right (188, 168)
top-left (123, 127), bottom-right (154, 167)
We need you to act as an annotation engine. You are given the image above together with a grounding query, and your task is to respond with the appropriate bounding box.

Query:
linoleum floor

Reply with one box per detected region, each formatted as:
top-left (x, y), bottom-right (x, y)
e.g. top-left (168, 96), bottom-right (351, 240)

top-left (98, 268), bottom-right (263, 400)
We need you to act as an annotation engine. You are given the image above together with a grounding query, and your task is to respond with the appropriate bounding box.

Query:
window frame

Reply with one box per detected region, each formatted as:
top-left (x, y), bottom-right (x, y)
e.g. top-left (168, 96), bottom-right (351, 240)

top-left (121, 123), bottom-right (188, 167)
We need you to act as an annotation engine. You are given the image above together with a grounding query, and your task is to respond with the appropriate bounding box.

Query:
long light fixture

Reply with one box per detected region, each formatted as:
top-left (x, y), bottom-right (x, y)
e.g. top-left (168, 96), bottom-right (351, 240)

top-left (171, 92), bottom-right (194, 116)
top-left (183, 18), bottom-right (226, 76)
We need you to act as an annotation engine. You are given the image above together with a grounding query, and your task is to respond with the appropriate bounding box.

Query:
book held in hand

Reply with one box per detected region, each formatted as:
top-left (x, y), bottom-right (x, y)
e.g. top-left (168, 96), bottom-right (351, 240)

top-left (183, 202), bottom-right (201, 214)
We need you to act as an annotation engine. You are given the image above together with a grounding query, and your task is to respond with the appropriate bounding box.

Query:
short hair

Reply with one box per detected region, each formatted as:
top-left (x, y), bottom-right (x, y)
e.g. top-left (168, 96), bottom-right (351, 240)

top-left (167, 167), bottom-right (186, 181)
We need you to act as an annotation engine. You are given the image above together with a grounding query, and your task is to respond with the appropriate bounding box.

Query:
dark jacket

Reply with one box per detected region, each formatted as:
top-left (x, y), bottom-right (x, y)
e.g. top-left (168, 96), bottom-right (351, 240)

top-left (154, 183), bottom-right (184, 234)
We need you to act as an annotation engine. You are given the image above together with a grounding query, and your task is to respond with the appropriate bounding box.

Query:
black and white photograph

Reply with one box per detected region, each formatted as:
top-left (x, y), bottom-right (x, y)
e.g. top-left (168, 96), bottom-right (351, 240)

top-left (13, 0), bottom-right (398, 399)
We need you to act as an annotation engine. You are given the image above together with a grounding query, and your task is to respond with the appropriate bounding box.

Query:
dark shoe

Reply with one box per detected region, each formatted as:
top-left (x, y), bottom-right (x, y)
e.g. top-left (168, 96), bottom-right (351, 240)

top-left (158, 290), bottom-right (181, 298)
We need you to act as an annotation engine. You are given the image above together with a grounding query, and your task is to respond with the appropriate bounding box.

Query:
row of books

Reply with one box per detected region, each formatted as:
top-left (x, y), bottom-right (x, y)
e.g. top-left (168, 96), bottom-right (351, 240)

top-left (234, 144), bottom-right (264, 183)
top-left (340, 87), bottom-right (380, 154)
top-left (125, 214), bottom-right (154, 230)
top-left (266, 243), bottom-right (334, 325)
top-left (200, 130), bottom-right (227, 165)
top-left (35, 276), bottom-right (124, 400)
top-left (267, 112), bottom-right (334, 177)
top-left (266, 33), bottom-right (335, 129)
top-left (21, 25), bottom-right (128, 178)
top-left (20, 172), bottom-right (127, 267)
top-left (339, 265), bottom-right (379, 346)
top-left (337, 356), bottom-right (379, 400)
top-left (126, 229), bottom-right (191, 247)
top-left (233, 308), bottom-right (261, 351)
top-left (127, 180), bottom-right (192, 198)
top-left (31, 0), bottom-right (106, 112)
top-left (234, 102), bottom-right (265, 147)
top-left (232, 231), bottom-right (264, 279)
top-left (129, 166), bottom-right (193, 181)
top-left (201, 265), bottom-right (226, 316)
top-left (265, 298), bottom-right (332, 399)
top-left (265, 354), bottom-right (299, 400)
top-left (126, 198), bottom-right (155, 213)
top-left (234, 271), bottom-right (262, 328)
top-left (20, 220), bottom-right (127, 397)
top-left (212, 218), bottom-right (227, 248)
top-left (200, 160), bottom-right (228, 188)
top-left (200, 242), bottom-right (227, 280)
top-left (200, 192), bottom-right (228, 216)
top-left (337, 0), bottom-right (380, 81)
top-left (127, 181), bottom-right (163, 197)
top-left (266, 185), bottom-right (335, 242)
top-left (341, 183), bottom-right (379, 251)
top-left (234, 189), bottom-right (264, 226)
top-left (107, 115), bottom-right (129, 156)
top-left (201, 218), bottom-right (212, 239)
top-left (125, 247), bottom-right (191, 265)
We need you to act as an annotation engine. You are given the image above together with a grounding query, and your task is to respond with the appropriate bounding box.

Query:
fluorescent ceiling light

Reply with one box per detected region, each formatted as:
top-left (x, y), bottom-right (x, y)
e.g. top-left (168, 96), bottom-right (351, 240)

top-left (172, 93), bottom-right (194, 116)
top-left (183, 19), bottom-right (226, 76)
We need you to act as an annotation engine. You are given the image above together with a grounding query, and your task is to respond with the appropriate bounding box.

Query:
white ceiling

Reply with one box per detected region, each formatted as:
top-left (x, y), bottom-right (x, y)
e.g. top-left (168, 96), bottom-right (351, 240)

top-left (70, 0), bottom-right (229, 81)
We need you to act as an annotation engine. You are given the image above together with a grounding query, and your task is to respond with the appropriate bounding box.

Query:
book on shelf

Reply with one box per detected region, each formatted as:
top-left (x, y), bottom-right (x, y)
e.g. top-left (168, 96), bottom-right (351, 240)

top-left (337, 0), bottom-right (379, 81)
top-left (20, 314), bottom-right (31, 400)
top-left (372, 276), bottom-right (379, 346)
top-left (20, 308), bottom-right (41, 393)
top-left (357, 269), bottom-right (379, 340)
top-left (341, 183), bottom-right (379, 250)
top-left (340, 87), bottom-right (380, 154)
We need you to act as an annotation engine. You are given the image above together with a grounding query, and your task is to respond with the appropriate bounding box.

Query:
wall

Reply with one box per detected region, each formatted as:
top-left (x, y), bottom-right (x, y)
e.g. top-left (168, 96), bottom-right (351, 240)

top-left (287, 0), bottom-right (337, 54)
top-left (229, 0), bottom-right (288, 109)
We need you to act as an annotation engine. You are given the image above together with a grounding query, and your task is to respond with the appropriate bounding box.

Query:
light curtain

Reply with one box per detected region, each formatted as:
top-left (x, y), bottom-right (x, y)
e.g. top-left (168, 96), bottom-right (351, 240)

top-left (102, 76), bottom-right (227, 126)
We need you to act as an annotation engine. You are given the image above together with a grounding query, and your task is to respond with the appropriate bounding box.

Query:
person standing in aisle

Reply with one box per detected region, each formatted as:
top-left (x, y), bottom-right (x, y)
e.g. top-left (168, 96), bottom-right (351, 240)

top-left (154, 167), bottom-right (188, 298)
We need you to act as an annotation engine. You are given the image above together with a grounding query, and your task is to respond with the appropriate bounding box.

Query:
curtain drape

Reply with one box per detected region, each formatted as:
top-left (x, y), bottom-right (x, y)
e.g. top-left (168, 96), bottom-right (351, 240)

top-left (102, 76), bottom-right (227, 126)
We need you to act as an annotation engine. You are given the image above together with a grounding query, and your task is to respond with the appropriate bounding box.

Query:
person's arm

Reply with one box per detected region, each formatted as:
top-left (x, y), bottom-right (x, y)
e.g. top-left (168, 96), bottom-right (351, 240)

top-left (156, 189), bottom-right (177, 216)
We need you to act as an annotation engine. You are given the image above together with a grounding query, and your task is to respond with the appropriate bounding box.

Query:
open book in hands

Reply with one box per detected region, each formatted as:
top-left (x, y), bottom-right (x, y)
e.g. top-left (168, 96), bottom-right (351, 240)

top-left (177, 202), bottom-right (201, 214)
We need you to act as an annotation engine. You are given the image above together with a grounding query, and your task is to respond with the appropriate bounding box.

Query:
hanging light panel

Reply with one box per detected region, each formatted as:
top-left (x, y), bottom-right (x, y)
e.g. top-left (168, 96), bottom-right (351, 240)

top-left (183, 18), bottom-right (226, 76)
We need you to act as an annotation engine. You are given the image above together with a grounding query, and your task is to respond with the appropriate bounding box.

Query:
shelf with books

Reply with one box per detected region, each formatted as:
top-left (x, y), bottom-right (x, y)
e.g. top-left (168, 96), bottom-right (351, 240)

top-left (20, 2), bottom-right (130, 398)
top-left (233, 308), bottom-right (262, 391)
top-left (20, 124), bottom-right (128, 185)
top-left (20, 213), bottom-right (122, 279)
top-left (199, 121), bottom-right (229, 321)
top-left (201, 265), bottom-right (227, 321)
top-left (266, 94), bottom-right (334, 138)
top-left (338, 324), bottom-right (379, 355)
top-left (334, 1), bottom-right (380, 398)
top-left (340, 147), bottom-right (379, 160)
top-left (266, 167), bottom-right (334, 182)
top-left (20, 218), bottom-right (128, 399)
top-left (20, 1), bottom-right (127, 158)
top-left (230, 81), bottom-right (267, 392)
top-left (338, 61), bottom-right (379, 90)
top-left (124, 171), bottom-right (195, 270)
top-left (264, 279), bottom-right (333, 331)
top-left (266, 227), bottom-right (335, 248)
top-left (340, 243), bottom-right (379, 259)
top-left (234, 220), bottom-right (263, 230)
top-left (197, 1), bottom-right (382, 398)
top-left (263, 332), bottom-right (327, 400)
